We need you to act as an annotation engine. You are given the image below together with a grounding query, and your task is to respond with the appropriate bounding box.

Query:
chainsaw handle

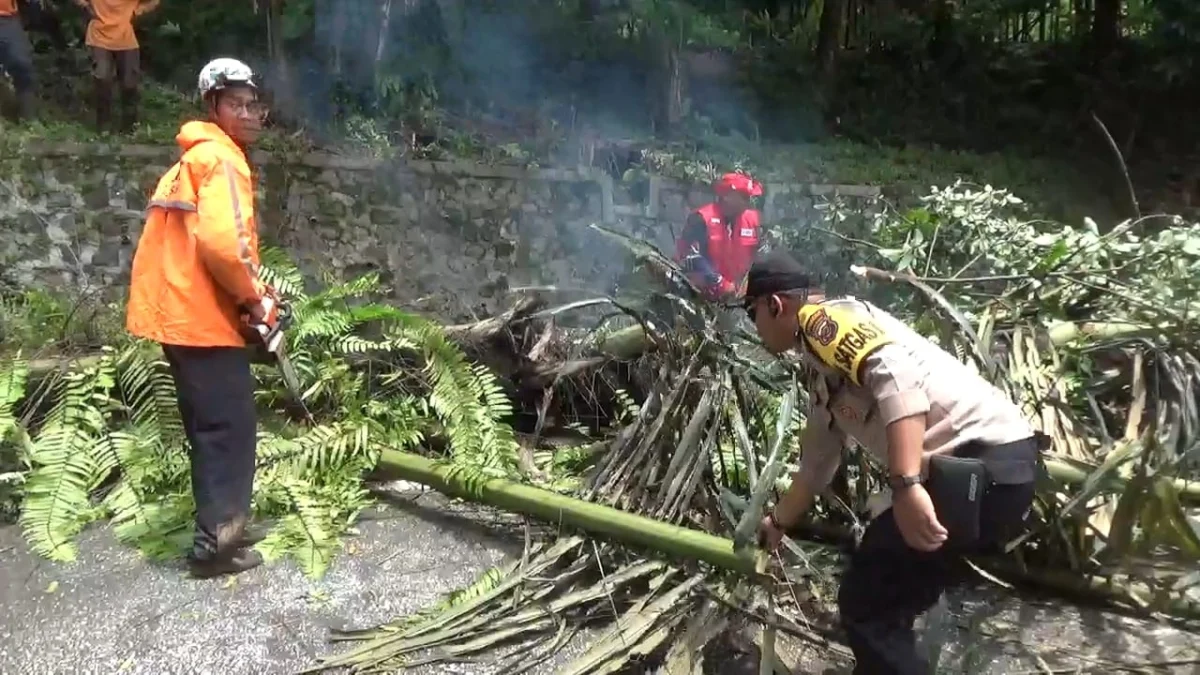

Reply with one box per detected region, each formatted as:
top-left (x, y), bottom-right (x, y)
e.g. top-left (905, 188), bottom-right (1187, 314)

top-left (274, 301), bottom-right (294, 331)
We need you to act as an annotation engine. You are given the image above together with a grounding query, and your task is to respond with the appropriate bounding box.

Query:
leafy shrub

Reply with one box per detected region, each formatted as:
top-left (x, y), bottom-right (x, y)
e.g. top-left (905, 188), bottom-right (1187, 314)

top-left (3, 248), bottom-right (519, 578)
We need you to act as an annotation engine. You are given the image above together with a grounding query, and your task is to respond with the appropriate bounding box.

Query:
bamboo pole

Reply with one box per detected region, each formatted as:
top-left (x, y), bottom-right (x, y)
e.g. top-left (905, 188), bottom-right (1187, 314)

top-left (380, 451), bottom-right (1200, 622)
top-left (375, 449), bottom-right (761, 576)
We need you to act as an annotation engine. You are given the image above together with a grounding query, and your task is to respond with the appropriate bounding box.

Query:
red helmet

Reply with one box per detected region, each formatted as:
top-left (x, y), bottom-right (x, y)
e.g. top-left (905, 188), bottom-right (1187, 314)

top-left (713, 172), bottom-right (763, 198)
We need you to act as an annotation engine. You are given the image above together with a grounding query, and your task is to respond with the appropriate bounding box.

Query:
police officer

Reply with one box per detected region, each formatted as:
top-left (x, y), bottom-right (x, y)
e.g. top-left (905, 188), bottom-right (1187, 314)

top-left (744, 251), bottom-right (1042, 675)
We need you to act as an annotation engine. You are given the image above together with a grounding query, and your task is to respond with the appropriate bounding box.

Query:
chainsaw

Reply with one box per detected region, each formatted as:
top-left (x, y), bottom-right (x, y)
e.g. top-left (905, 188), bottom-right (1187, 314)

top-left (244, 293), bottom-right (314, 424)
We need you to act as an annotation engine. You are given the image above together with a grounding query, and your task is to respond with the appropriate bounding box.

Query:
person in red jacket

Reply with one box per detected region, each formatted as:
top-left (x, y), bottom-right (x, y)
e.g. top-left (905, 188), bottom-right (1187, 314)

top-left (675, 172), bottom-right (765, 301)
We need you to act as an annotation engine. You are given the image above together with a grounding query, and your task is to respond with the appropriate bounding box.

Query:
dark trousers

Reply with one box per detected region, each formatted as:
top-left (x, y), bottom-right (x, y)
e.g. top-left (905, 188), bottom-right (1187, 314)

top-left (0, 16), bottom-right (35, 115)
top-left (837, 438), bottom-right (1039, 675)
top-left (162, 344), bottom-right (258, 561)
top-left (89, 46), bottom-right (141, 132)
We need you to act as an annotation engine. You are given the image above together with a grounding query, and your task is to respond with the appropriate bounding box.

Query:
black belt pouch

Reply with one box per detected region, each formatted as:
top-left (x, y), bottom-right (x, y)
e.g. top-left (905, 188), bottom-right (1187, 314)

top-left (926, 436), bottom-right (1041, 546)
top-left (926, 454), bottom-right (988, 544)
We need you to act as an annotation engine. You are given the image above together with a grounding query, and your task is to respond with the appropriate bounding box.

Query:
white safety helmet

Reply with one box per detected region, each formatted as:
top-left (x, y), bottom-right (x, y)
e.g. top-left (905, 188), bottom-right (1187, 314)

top-left (197, 58), bottom-right (258, 99)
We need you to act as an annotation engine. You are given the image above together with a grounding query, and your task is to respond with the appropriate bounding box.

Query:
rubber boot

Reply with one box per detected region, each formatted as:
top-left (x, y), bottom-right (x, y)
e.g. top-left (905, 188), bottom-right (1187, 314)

top-left (118, 87), bottom-right (139, 134)
top-left (93, 80), bottom-right (113, 134)
top-left (187, 513), bottom-right (264, 579)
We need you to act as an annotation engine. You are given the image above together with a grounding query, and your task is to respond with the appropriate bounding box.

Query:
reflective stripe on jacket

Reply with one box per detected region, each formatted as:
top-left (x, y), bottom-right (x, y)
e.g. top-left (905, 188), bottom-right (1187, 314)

top-left (125, 121), bottom-right (265, 347)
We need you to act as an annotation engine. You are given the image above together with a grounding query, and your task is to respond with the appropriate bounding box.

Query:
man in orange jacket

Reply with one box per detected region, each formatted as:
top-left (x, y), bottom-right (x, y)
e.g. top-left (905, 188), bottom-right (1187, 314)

top-left (73, 0), bottom-right (158, 132)
top-left (126, 57), bottom-right (271, 579)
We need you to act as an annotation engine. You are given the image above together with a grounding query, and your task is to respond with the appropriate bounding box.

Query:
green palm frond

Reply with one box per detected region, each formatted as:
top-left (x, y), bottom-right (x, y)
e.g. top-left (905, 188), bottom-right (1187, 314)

top-left (259, 246), bottom-right (307, 299)
top-left (0, 352), bottom-right (29, 442)
top-left (256, 475), bottom-right (371, 578)
top-left (19, 358), bottom-right (119, 561)
top-left (392, 314), bottom-right (519, 474)
top-left (115, 342), bottom-right (183, 445)
top-left (257, 421), bottom-right (378, 477)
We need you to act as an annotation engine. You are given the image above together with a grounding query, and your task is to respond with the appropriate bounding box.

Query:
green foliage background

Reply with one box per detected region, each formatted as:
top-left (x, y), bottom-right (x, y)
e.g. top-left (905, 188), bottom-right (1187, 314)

top-left (12, 0), bottom-right (1200, 220)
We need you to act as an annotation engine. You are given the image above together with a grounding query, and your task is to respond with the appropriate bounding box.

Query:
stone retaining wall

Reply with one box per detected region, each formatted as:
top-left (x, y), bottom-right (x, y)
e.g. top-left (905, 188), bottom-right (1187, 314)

top-left (0, 141), bottom-right (881, 320)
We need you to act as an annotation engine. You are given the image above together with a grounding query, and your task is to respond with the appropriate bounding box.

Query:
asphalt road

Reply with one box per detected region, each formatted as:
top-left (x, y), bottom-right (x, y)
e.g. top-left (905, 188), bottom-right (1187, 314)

top-left (1, 483), bottom-right (1196, 675)
top-left (0, 486), bottom-right (582, 675)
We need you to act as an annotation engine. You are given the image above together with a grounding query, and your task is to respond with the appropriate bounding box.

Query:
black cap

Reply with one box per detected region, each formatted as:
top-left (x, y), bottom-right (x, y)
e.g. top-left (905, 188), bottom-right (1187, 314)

top-left (743, 250), bottom-right (811, 305)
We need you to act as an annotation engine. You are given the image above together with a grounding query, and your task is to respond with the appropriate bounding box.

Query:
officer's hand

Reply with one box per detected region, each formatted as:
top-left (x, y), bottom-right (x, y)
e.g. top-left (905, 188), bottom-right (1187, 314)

top-left (892, 484), bottom-right (948, 552)
top-left (757, 514), bottom-right (785, 552)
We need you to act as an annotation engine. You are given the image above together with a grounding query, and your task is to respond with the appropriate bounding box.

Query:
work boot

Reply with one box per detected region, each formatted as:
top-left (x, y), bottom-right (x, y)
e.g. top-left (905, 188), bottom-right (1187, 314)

top-left (187, 547), bottom-right (264, 579)
top-left (187, 514), bottom-right (263, 579)
top-left (118, 88), bottom-right (139, 134)
top-left (93, 80), bottom-right (112, 134)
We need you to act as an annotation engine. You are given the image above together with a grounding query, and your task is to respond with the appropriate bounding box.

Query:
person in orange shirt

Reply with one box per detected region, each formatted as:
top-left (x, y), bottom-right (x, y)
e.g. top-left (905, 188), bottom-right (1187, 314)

top-left (73, 0), bottom-right (158, 132)
top-left (0, 0), bottom-right (36, 121)
top-left (126, 57), bottom-right (272, 579)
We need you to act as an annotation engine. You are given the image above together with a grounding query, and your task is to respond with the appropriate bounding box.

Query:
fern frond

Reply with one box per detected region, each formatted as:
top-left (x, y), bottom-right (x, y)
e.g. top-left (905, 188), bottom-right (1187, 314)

top-left (256, 421), bottom-right (377, 477)
top-left (19, 376), bottom-right (104, 561)
top-left (19, 353), bottom-right (125, 561)
top-left (292, 309), bottom-right (354, 340)
top-left (107, 485), bottom-right (193, 560)
top-left (347, 303), bottom-right (406, 323)
top-left (387, 313), bottom-right (519, 475)
top-left (115, 342), bottom-right (183, 445)
top-left (0, 352), bottom-right (29, 442)
top-left (259, 247), bottom-right (307, 300)
top-left (256, 476), bottom-right (370, 578)
top-left (313, 272), bottom-right (383, 301)
top-left (326, 335), bottom-right (390, 355)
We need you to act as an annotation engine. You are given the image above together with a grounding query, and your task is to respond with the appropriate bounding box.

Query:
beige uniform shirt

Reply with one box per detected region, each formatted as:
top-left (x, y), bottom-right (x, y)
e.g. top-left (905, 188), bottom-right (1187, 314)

top-left (792, 297), bottom-right (1034, 494)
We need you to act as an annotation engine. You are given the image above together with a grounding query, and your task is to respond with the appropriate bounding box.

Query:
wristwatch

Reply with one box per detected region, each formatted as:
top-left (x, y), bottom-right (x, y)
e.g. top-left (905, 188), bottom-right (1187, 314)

top-left (888, 474), bottom-right (923, 490)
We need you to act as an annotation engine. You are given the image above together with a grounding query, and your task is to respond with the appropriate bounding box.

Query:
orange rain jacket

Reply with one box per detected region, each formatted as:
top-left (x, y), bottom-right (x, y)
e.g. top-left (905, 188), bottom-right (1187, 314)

top-left (126, 121), bottom-right (266, 348)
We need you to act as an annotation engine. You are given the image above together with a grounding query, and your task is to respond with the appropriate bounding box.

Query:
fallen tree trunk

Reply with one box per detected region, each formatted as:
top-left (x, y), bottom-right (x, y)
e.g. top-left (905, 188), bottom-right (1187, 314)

top-left (378, 449), bottom-right (1200, 622)
top-left (375, 448), bottom-right (762, 576)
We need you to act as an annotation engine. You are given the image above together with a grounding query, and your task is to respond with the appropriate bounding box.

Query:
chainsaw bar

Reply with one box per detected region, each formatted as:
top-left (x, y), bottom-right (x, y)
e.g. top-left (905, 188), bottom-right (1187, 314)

top-left (273, 339), bottom-right (314, 424)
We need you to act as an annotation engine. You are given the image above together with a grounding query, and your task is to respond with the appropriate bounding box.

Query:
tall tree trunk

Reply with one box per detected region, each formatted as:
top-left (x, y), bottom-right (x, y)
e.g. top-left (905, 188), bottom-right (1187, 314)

top-left (1091, 0), bottom-right (1121, 61)
top-left (376, 0), bottom-right (395, 70)
top-left (1072, 0), bottom-right (1089, 41)
top-left (813, 0), bottom-right (847, 112)
top-left (434, 0), bottom-right (464, 54)
top-left (267, 0), bottom-right (299, 128)
top-left (649, 35), bottom-right (687, 137)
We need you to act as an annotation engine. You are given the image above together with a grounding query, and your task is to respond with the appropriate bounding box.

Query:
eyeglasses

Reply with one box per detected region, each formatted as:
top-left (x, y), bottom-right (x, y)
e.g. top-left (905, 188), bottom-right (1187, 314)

top-left (743, 288), bottom-right (810, 322)
top-left (223, 99), bottom-right (270, 121)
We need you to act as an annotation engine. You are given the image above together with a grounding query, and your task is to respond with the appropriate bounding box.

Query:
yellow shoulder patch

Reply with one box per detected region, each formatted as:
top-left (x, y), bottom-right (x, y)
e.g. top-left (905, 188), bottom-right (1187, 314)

top-left (797, 302), bottom-right (893, 385)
